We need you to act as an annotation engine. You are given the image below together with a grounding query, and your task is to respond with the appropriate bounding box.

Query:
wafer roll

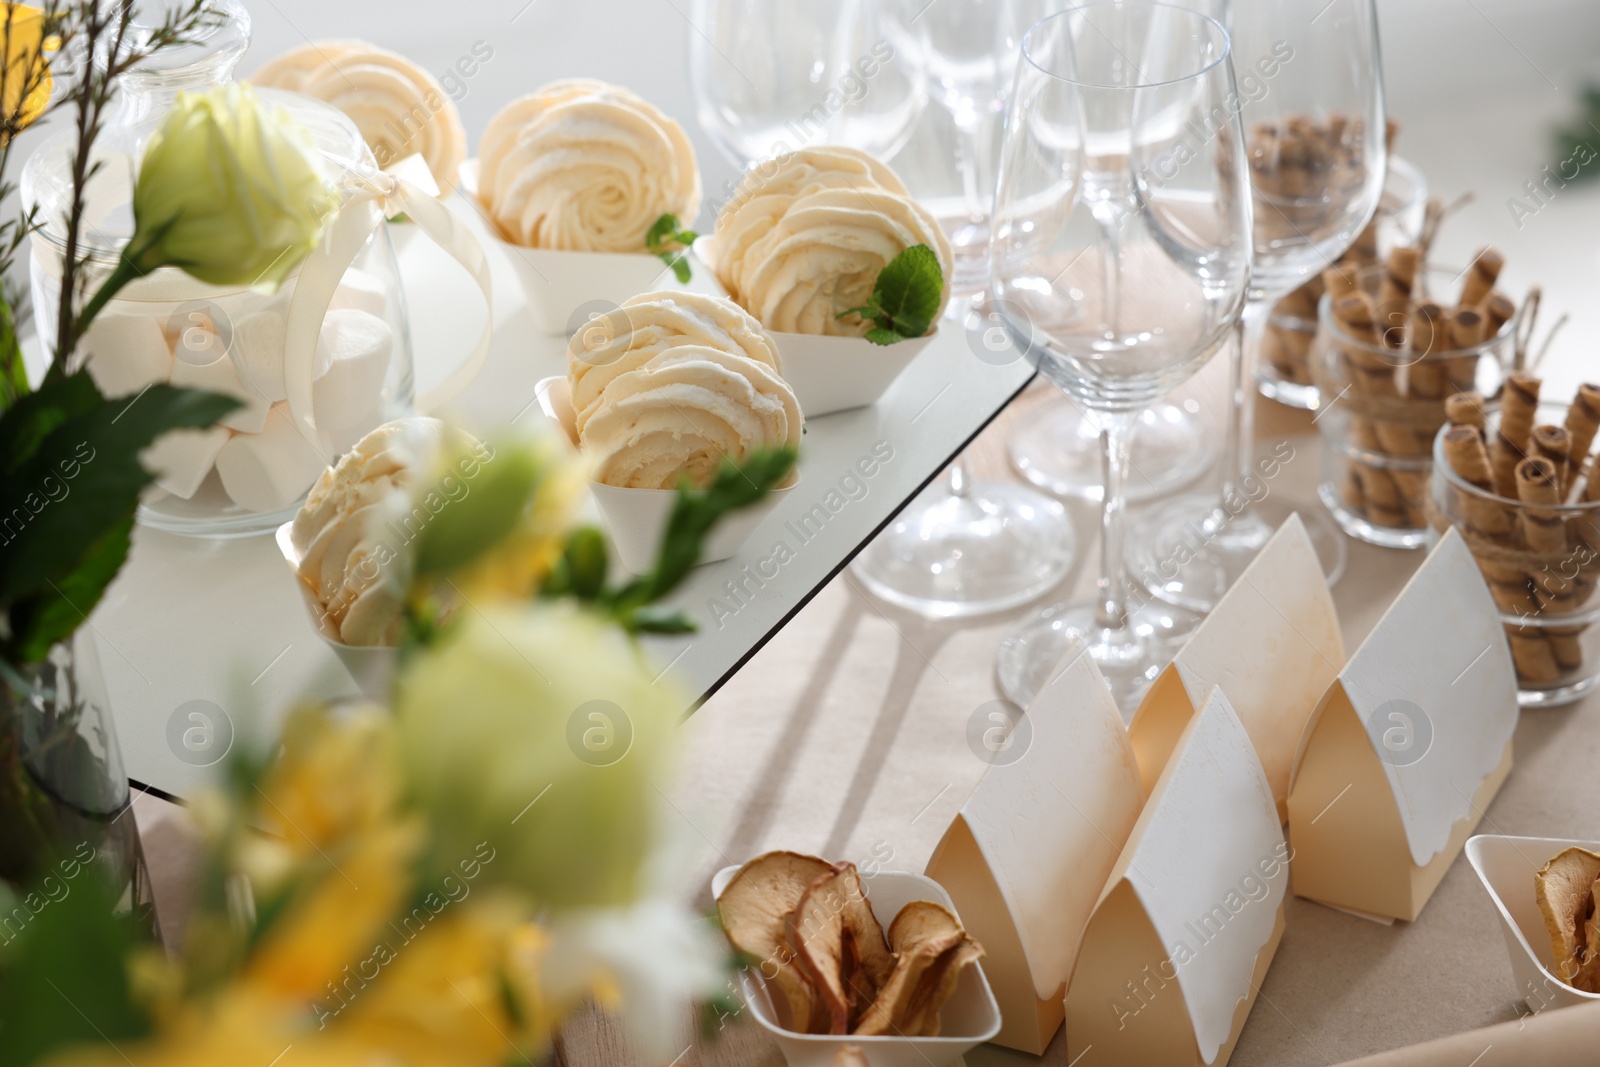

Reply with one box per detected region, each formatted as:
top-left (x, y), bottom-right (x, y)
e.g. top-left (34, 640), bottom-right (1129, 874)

top-left (1482, 291), bottom-right (1516, 335)
top-left (1443, 425), bottom-right (1513, 539)
top-left (1334, 291), bottom-right (1398, 397)
top-left (1459, 247), bottom-right (1505, 307)
top-left (1517, 457), bottom-right (1565, 552)
top-left (1562, 383), bottom-right (1600, 496)
top-left (1407, 301), bottom-right (1447, 400)
top-left (1490, 372), bottom-right (1541, 495)
top-left (1376, 246), bottom-right (1420, 344)
top-left (1444, 307), bottom-right (1489, 393)
top-left (1507, 625), bottom-right (1562, 683)
top-left (1323, 261), bottom-right (1362, 303)
top-left (1547, 627), bottom-right (1585, 672)
top-left (1445, 392), bottom-right (1487, 430)
top-left (1531, 425), bottom-right (1572, 491)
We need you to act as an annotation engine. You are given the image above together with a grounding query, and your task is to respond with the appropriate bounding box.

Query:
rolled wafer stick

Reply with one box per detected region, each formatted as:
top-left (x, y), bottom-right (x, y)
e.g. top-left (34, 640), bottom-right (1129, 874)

top-left (1459, 247), bottom-right (1505, 308)
top-left (1507, 624), bottom-right (1563, 683)
top-left (1407, 301), bottom-right (1447, 400)
top-left (1562, 383), bottom-right (1600, 496)
top-left (1445, 392), bottom-right (1487, 430)
top-left (1531, 425), bottom-right (1572, 492)
top-left (1376, 246), bottom-right (1420, 344)
top-left (1444, 306), bottom-right (1489, 394)
top-left (1547, 627), bottom-right (1584, 672)
top-left (1334, 292), bottom-right (1399, 398)
top-left (1482, 291), bottom-right (1516, 335)
top-left (1323, 261), bottom-right (1362, 303)
top-left (1490, 371), bottom-right (1541, 496)
top-left (1443, 425), bottom-right (1513, 539)
top-left (1516, 456), bottom-right (1564, 550)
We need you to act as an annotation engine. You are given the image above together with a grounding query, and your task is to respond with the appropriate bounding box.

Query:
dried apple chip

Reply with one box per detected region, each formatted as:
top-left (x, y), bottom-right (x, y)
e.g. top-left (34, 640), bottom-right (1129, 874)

top-left (1535, 846), bottom-right (1600, 986)
top-left (789, 867), bottom-right (856, 1034)
top-left (853, 900), bottom-right (974, 1037)
top-left (718, 851), bottom-right (836, 1031)
top-left (902, 937), bottom-right (986, 1037)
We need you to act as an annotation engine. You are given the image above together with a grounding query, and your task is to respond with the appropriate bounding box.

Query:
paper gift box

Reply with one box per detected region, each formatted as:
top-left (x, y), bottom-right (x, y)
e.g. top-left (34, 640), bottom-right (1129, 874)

top-left (1064, 687), bottom-right (1288, 1067)
top-left (925, 651), bottom-right (1145, 1053)
top-left (1129, 514), bottom-right (1344, 822)
top-left (1287, 527), bottom-right (1518, 922)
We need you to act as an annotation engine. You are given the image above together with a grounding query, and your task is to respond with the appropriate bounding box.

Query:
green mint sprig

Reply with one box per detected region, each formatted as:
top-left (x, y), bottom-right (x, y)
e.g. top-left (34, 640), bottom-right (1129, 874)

top-left (837, 244), bottom-right (943, 345)
top-left (647, 213), bottom-right (699, 284)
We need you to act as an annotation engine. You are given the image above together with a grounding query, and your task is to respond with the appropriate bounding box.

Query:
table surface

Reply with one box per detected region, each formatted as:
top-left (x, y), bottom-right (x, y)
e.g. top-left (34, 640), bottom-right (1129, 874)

top-left (113, 0), bottom-right (1600, 1061)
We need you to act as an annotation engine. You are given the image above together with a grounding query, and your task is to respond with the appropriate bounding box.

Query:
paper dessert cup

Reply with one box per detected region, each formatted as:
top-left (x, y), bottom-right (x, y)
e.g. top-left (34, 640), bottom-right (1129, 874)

top-left (458, 159), bottom-right (672, 336)
top-left (709, 866), bottom-right (1001, 1067)
top-left (535, 376), bottom-right (795, 574)
top-left (275, 522), bottom-right (396, 701)
top-left (1467, 834), bottom-right (1600, 1013)
top-left (693, 235), bottom-right (935, 416)
top-left (768, 329), bottom-right (935, 417)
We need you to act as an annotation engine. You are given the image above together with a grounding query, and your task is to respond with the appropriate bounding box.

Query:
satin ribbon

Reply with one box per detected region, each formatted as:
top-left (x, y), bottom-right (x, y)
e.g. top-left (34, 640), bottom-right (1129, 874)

top-left (284, 166), bottom-right (493, 437)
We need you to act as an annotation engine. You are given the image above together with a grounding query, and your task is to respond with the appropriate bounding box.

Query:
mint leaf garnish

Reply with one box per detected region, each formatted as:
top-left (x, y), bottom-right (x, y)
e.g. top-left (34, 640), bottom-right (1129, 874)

top-left (647, 213), bottom-right (699, 284)
top-left (836, 244), bottom-right (943, 345)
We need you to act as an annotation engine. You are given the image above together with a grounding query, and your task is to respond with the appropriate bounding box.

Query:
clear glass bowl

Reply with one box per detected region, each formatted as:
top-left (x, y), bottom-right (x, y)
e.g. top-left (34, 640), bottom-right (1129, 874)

top-left (1257, 155), bottom-right (1429, 410)
top-left (1315, 263), bottom-right (1519, 549)
top-left (1429, 400), bottom-right (1600, 707)
top-left (21, 2), bottom-right (413, 538)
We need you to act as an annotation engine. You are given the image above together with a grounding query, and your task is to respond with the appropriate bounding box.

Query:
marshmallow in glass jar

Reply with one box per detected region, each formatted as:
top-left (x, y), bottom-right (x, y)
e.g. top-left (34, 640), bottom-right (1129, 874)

top-left (21, 2), bottom-right (418, 537)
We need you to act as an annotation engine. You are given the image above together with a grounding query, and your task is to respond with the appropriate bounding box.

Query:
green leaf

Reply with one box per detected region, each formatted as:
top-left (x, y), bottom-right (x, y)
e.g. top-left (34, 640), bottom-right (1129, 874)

top-left (7, 518), bottom-right (132, 665)
top-left (0, 874), bottom-right (152, 1067)
top-left (871, 244), bottom-right (942, 341)
top-left (413, 444), bottom-right (542, 577)
top-left (627, 608), bottom-right (697, 635)
top-left (607, 447), bottom-right (797, 617)
top-left (0, 377), bottom-right (238, 662)
top-left (560, 526), bottom-right (609, 601)
top-left (832, 245), bottom-right (943, 343)
top-left (646, 213), bottom-right (699, 283)
top-left (0, 299), bottom-right (27, 412)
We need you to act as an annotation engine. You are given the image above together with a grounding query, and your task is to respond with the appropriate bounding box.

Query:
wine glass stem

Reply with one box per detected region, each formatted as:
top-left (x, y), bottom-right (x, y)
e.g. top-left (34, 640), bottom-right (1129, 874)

top-left (950, 105), bottom-right (991, 223)
top-left (1219, 299), bottom-right (1270, 509)
top-left (1095, 412), bottom-right (1138, 632)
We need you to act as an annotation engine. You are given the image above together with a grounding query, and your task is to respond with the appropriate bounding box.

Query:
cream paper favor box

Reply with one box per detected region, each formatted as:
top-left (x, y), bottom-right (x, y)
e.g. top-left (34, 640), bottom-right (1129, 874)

top-left (925, 651), bottom-right (1145, 1054)
top-left (1065, 687), bottom-right (1288, 1067)
top-left (1287, 527), bottom-right (1518, 922)
top-left (1129, 514), bottom-right (1344, 822)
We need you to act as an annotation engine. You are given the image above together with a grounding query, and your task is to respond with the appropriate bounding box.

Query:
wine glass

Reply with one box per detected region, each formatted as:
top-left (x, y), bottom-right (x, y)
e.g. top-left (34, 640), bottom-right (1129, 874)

top-left (990, 2), bottom-right (1252, 708)
top-left (687, 0), bottom-right (924, 168)
top-left (1125, 0), bottom-right (1387, 613)
top-left (850, 0), bottom-right (1076, 620)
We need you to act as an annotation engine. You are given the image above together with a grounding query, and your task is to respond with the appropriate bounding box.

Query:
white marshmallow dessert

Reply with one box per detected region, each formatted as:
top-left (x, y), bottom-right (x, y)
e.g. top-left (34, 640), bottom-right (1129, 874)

top-left (712, 147), bottom-right (952, 336)
top-left (289, 417), bottom-right (459, 646)
top-left (251, 40), bottom-right (468, 195)
top-left (477, 79), bottom-right (700, 253)
top-left (565, 291), bottom-right (802, 489)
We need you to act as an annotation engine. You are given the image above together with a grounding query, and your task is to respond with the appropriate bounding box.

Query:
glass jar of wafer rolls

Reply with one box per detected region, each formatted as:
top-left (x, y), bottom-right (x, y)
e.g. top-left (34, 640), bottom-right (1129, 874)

top-left (1257, 154), bottom-right (1429, 410)
top-left (1429, 395), bottom-right (1600, 707)
top-left (1314, 260), bottom-right (1521, 549)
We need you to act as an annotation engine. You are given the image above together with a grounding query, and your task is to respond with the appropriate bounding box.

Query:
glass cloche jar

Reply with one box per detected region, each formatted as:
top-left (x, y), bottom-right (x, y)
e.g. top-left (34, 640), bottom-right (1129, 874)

top-left (21, 1), bottom-right (415, 537)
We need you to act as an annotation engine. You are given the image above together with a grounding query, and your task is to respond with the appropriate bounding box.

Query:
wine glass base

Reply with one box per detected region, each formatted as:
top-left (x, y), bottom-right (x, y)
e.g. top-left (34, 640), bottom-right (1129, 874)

top-left (851, 480), bottom-right (1075, 619)
top-left (1008, 398), bottom-right (1215, 503)
top-left (1126, 491), bottom-right (1349, 614)
top-left (995, 598), bottom-right (1199, 713)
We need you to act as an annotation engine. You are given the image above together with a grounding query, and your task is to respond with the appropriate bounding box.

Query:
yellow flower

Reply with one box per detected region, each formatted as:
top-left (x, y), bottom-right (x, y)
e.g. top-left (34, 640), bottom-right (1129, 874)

top-left (242, 819), bottom-right (422, 1004)
top-left (131, 84), bottom-right (337, 290)
top-left (332, 900), bottom-right (552, 1065)
top-left (254, 704), bottom-right (402, 855)
top-left (0, 5), bottom-right (55, 141)
top-left (395, 604), bottom-right (678, 909)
